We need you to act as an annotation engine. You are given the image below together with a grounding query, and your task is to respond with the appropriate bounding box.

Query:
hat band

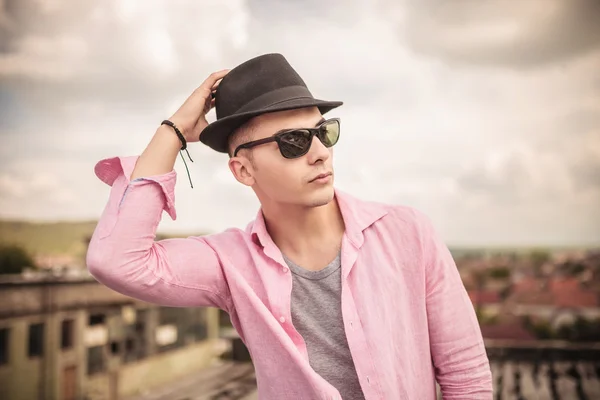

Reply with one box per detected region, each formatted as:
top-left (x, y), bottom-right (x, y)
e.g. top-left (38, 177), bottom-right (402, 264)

top-left (233, 85), bottom-right (313, 115)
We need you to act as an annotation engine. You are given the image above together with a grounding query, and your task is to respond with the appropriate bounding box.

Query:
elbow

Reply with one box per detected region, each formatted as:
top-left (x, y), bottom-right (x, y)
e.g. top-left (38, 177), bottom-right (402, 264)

top-left (86, 236), bottom-right (102, 276)
top-left (86, 239), bottom-right (112, 284)
top-left (86, 233), bottom-right (158, 292)
top-left (86, 236), bottom-right (141, 286)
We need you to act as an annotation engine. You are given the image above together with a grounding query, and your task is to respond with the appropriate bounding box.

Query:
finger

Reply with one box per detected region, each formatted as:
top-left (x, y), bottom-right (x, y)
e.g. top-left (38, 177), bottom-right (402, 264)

top-left (200, 69), bottom-right (230, 90)
top-left (186, 86), bottom-right (212, 110)
top-left (203, 97), bottom-right (212, 113)
top-left (186, 70), bottom-right (229, 113)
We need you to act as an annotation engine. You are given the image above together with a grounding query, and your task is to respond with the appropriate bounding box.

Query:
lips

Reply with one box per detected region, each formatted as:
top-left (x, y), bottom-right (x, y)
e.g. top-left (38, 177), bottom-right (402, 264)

top-left (309, 172), bottom-right (332, 182)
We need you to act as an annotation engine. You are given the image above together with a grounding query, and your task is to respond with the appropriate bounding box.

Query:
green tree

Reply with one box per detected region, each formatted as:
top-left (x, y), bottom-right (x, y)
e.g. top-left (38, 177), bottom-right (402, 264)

top-left (530, 249), bottom-right (550, 276)
top-left (569, 316), bottom-right (600, 342)
top-left (530, 320), bottom-right (554, 340)
top-left (488, 266), bottom-right (510, 279)
top-left (0, 244), bottom-right (37, 274)
top-left (568, 262), bottom-right (586, 276)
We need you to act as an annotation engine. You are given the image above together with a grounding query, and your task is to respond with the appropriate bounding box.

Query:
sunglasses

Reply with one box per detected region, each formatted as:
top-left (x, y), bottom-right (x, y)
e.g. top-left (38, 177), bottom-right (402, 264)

top-left (233, 118), bottom-right (341, 159)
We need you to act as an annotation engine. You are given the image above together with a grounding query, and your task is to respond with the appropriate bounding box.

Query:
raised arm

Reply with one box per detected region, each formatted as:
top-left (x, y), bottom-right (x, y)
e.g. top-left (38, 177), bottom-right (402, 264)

top-left (415, 210), bottom-right (493, 399)
top-left (87, 70), bottom-right (233, 310)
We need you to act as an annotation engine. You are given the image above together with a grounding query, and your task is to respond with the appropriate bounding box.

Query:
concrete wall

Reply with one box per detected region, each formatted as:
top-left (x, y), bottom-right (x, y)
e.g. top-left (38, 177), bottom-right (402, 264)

top-left (118, 339), bottom-right (219, 398)
top-left (0, 278), bottom-right (222, 400)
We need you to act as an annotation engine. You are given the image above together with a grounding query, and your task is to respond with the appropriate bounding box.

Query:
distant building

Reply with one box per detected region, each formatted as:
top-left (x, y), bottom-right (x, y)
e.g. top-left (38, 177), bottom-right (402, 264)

top-left (507, 277), bottom-right (600, 326)
top-left (34, 254), bottom-right (80, 270)
top-left (468, 289), bottom-right (502, 318)
top-left (0, 275), bottom-right (223, 400)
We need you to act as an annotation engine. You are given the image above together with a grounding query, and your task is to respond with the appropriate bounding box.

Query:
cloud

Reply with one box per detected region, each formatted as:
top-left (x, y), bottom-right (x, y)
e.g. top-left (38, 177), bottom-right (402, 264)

top-left (0, 0), bottom-right (599, 246)
top-left (0, 0), bottom-right (15, 39)
top-left (0, 165), bottom-right (78, 220)
top-left (0, 0), bottom-right (251, 101)
top-left (402, 0), bottom-right (600, 68)
top-left (450, 130), bottom-right (600, 245)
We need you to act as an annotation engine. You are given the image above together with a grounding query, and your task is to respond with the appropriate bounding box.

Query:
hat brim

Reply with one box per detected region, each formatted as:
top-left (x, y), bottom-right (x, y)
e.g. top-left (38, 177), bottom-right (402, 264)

top-left (199, 97), bottom-right (343, 154)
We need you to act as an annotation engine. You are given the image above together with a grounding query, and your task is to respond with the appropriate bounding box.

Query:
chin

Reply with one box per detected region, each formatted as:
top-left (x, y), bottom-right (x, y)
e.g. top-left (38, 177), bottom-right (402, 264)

top-left (306, 186), bottom-right (335, 208)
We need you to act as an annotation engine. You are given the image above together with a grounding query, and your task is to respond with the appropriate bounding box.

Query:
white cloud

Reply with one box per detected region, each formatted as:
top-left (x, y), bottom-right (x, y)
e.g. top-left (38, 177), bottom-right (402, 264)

top-left (401, 0), bottom-right (600, 68)
top-left (0, 0), bottom-right (598, 245)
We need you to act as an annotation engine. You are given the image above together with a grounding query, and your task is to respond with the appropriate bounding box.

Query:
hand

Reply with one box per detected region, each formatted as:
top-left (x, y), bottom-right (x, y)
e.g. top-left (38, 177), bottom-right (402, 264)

top-left (167, 69), bottom-right (230, 143)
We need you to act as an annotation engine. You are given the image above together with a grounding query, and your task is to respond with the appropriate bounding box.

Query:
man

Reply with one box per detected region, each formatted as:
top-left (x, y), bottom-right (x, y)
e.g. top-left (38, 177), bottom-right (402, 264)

top-left (87, 53), bottom-right (492, 399)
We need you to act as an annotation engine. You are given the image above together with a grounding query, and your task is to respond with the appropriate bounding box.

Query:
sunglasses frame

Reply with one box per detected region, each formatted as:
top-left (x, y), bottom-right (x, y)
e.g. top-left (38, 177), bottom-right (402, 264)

top-left (233, 118), bottom-right (340, 159)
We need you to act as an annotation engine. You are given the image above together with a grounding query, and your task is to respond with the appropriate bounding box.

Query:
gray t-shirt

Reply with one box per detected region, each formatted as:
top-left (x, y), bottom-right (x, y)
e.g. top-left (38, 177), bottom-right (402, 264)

top-left (282, 252), bottom-right (365, 400)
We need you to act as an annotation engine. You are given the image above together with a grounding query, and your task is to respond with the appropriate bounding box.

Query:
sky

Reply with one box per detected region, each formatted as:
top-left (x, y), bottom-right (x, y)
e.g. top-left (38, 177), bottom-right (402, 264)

top-left (0, 0), bottom-right (599, 247)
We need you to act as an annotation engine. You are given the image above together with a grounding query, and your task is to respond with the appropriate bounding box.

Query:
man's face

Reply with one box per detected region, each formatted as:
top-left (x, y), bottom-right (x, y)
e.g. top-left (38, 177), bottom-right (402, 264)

top-left (229, 106), bottom-right (336, 209)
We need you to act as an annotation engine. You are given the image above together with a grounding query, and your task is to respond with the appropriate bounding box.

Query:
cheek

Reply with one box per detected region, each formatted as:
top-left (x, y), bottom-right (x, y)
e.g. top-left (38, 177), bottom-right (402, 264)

top-left (256, 160), bottom-right (302, 189)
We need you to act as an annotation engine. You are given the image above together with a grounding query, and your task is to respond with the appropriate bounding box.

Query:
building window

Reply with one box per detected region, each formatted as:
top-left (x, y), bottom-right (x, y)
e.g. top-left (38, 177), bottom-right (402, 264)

top-left (125, 337), bottom-right (135, 352)
top-left (87, 345), bottom-right (105, 375)
top-left (110, 341), bottom-right (120, 355)
top-left (155, 307), bottom-right (208, 351)
top-left (28, 323), bottom-right (44, 358)
top-left (189, 308), bottom-right (208, 342)
top-left (0, 327), bottom-right (9, 365)
top-left (88, 314), bottom-right (105, 326)
top-left (61, 319), bottom-right (74, 350)
top-left (123, 309), bottom-right (148, 363)
top-left (157, 307), bottom-right (184, 352)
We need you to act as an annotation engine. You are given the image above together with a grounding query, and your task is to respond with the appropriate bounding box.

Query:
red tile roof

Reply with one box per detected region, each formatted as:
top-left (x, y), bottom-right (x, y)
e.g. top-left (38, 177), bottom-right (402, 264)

top-left (548, 277), bottom-right (579, 293)
top-left (480, 323), bottom-right (536, 341)
top-left (468, 290), bottom-right (501, 305)
top-left (509, 277), bottom-right (599, 308)
top-left (553, 290), bottom-right (599, 308)
top-left (512, 278), bottom-right (543, 293)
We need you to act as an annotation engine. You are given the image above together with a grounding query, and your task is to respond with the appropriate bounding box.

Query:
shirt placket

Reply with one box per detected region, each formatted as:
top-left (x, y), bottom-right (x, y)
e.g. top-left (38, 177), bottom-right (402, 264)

top-left (340, 235), bottom-right (383, 400)
top-left (262, 243), bottom-right (310, 362)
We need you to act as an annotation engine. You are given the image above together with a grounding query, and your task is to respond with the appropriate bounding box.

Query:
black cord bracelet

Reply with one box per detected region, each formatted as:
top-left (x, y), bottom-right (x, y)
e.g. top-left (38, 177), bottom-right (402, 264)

top-left (161, 119), bottom-right (187, 150)
top-left (160, 119), bottom-right (195, 189)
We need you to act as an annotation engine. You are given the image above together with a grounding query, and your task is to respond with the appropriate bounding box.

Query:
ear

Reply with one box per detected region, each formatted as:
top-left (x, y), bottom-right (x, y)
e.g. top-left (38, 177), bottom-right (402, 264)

top-left (228, 157), bottom-right (256, 187)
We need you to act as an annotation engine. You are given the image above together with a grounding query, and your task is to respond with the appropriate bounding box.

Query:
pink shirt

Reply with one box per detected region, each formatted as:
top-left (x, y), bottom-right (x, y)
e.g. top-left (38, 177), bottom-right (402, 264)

top-left (87, 155), bottom-right (493, 400)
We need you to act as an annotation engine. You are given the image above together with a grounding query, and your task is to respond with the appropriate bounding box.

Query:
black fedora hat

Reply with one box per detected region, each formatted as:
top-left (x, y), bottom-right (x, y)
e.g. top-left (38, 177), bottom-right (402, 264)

top-left (199, 53), bottom-right (343, 153)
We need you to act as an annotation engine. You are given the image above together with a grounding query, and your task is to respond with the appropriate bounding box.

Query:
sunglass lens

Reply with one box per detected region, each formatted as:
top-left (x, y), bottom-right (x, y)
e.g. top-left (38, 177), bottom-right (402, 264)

top-left (279, 130), bottom-right (312, 158)
top-left (318, 120), bottom-right (340, 147)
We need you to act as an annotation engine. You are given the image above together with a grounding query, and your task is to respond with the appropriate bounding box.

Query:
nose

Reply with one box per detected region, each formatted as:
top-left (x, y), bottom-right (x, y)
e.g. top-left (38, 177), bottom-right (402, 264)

top-left (305, 134), bottom-right (331, 165)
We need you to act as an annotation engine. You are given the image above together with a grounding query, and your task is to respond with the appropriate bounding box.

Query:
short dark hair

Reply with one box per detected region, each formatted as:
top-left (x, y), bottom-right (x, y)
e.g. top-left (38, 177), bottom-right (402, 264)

top-left (228, 120), bottom-right (257, 158)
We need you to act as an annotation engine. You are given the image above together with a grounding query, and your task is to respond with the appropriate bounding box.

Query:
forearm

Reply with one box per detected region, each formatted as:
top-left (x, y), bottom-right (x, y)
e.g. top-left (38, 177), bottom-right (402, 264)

top-left (130, 125), bottom-right (182, 180)
top-left (415, 208), bottom-right (493, 398)
top-left (87, 162), bottom-right (230, 309)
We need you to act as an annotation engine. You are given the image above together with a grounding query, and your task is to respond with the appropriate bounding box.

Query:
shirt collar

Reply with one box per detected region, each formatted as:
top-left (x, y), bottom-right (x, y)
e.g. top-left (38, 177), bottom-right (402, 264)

top-left (248, 188), bottom-right (389, 249)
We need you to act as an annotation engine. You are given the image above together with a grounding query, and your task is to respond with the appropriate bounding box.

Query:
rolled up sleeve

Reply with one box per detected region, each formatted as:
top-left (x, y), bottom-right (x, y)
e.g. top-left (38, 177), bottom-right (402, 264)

top-left (86, 155), bottom-right (232, 311)
top-left (416, 210), bottom-right (493, 399)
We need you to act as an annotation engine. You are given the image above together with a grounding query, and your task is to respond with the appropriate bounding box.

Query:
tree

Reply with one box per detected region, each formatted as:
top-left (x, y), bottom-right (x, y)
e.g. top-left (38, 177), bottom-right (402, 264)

top-left (488, 266), bottom-right (510, 280)
top-left (526, 319), bottom-right (553, 340)
top-left (0, 244), bottom-right (37, 274)
top-left (530, 249), bottom-right (550, 276)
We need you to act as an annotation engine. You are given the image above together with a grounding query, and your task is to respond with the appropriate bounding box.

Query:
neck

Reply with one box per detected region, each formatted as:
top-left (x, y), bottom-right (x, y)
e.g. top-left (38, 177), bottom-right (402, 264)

top-left (260, 195), bottom-right (345, 258)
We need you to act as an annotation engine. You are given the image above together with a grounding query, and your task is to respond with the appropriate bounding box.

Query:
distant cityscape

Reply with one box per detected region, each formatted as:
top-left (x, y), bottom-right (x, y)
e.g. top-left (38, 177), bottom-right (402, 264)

top-left (455, 248), bottom-right (600, 343)
top-left (1, 220), bottom-right (599, 399)
top-left (2, 220), bottom-right (599, 344)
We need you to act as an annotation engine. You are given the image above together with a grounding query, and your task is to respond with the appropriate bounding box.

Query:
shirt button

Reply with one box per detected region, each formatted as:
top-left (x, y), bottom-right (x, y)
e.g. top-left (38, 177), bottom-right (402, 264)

top-left (282, 266), bottom-right (289, 273)
top-left (367, 376), bottom-right (371, 384)
top-left (279, 316), bottom-right (285, 323)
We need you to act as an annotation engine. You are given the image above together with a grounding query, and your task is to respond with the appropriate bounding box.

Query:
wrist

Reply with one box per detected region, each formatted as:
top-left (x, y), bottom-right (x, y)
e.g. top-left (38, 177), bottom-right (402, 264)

top-left (156, 124), bottom-right (184, 149)
top-left (160, 120), bottom-right (188, 149)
